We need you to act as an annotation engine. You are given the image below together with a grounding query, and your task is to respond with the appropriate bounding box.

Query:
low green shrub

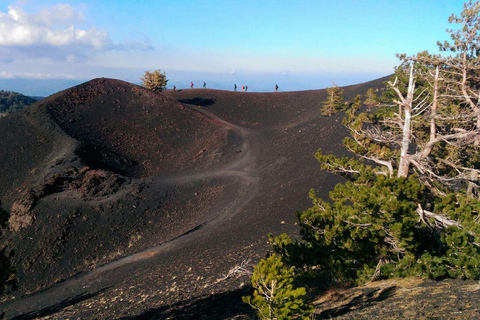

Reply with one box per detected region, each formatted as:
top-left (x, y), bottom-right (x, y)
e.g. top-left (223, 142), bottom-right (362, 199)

top-left (242, 254), bottom-right (313, 320)
top-left (270, 172), bottom-right (480, 285)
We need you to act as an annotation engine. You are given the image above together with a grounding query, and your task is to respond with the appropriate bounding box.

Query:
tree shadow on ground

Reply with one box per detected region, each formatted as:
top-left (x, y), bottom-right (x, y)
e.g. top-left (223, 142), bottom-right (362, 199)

top-left (316, 285), bottom-right (397, 319)
top-left (121, 287), bottom-right (255, 320)
top-left (178, 98), bottom-right (215, 107)
top-left (7, 288), bottom-right (109, 320)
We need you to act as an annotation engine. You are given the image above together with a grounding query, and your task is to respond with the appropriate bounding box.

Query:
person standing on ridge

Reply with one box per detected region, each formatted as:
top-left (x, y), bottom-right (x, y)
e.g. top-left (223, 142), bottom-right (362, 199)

top-left (191, 82), bottom-right (194, 89)
top-left (203, 82), bottom-right (206, 89)
top-left (234, 84), bottom-right (237, 91)
top-left (242, 85), bottom-right (244, 92)
top-left (173, 85), bottom-right (176, 92)
top-left (245, 85), bottom-right (248, 92)
top-left (275, 84), bottom-right (278, 92)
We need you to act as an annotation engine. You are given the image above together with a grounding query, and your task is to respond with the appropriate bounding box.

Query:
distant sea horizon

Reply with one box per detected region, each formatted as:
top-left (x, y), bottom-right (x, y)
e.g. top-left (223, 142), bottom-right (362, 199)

top-left (0, 71), bottom-right (388, 97)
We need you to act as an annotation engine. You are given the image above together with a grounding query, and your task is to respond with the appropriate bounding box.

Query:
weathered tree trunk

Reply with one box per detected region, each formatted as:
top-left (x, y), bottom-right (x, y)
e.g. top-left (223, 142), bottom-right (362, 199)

top-left (459, 52), bottom-right (480, 198)
top-left (397, 65), bottom-right (415, 178)
top-left (467, 114), bottom-right (480, 198)
top-left (397, 110), bottom-right (412, 178)
top-left (430, 66), bottom-right (439, 142)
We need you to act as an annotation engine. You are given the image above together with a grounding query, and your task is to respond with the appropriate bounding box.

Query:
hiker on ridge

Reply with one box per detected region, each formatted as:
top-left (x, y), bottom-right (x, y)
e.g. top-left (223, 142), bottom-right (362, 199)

top-left (234, 84), bottom-right (237, 91)
top-left (191, 82), bottom-right (194, 89)
top-left (275, 84), bottom-right (278, 92)
top-left (203, 82), bottom-right (206, 89)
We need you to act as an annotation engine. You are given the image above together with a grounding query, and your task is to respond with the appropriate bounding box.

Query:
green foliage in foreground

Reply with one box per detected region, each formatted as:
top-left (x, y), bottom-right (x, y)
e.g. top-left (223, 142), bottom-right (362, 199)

top-left (0, 90), bottom-right (36, 114)
top-left (270, 158), bottom-right (480, 285)
top-left (242, 254), bottom-right (313, 320)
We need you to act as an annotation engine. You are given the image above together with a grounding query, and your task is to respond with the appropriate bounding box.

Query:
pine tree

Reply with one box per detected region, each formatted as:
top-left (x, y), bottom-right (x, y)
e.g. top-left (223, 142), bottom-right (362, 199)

top-left (363, 88), bottom-right (378, 109)
top-left (437, 0), bottom-right (480, 196)
top-left (140, 70), bottom-right (168, 92)
top-left (321, 83), bottom-right (345, 116)
top-left (271, 162), bottom-right (480, 284)
top-left (242, 254), bottom-right (313, 320)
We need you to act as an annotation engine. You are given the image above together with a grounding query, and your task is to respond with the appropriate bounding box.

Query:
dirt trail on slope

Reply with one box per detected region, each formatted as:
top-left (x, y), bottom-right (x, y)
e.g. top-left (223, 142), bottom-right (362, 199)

top-left (0, 104), bottom-right (261, 319)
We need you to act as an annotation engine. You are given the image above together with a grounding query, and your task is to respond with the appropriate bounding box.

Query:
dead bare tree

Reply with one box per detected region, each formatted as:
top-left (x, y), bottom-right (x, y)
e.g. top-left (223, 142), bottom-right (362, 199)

top-left (341, 44), bottom-right (480, 197)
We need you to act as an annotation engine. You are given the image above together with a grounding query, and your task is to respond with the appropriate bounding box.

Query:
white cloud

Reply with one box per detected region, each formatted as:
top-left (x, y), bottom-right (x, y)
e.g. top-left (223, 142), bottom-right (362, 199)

top-left (0, 4), bottom-right (113, 62)
top-left (0, 71), bottom-right (13, 78)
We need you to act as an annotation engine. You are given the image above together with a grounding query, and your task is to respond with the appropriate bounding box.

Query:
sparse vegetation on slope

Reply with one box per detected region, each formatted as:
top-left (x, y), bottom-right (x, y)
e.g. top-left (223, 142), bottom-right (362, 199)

top-left (363, 87), bottom-right (378, 109)
top-left (321, 83), bottom-right (345, 116)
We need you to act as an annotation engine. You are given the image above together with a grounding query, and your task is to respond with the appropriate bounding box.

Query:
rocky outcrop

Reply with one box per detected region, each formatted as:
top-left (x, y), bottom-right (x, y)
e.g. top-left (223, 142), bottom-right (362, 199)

top-left (9, 188), bottom-right (38, 232)
top-left (8, 167), bottom-right (127, 232)
top-left (69, 167), bottom-right (126, 198)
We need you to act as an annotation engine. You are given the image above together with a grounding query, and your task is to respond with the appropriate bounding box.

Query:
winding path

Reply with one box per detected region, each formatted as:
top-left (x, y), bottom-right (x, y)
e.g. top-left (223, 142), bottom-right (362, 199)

top-left (1, 104), bottom-right (261, 319)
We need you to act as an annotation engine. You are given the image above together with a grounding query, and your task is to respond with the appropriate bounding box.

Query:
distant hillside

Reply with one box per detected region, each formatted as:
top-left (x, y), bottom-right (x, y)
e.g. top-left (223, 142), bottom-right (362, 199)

top-left (0, 90), bottom-right (37, 115)
top-left (0, 78), bottom-right (83, 97)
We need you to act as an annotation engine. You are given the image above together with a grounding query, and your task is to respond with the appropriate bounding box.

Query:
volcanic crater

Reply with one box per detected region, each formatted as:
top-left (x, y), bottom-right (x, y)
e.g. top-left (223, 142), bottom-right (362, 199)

top-left (3, 77), bottom-right (472, 319)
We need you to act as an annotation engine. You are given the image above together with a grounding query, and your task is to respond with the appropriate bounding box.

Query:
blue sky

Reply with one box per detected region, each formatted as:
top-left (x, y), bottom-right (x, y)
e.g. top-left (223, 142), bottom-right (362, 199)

top-left (0, 0), bottom-right (469, 94)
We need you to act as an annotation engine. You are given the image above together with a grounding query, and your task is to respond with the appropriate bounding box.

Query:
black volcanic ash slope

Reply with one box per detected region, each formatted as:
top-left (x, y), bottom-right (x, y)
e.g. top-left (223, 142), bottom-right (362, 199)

top-left (0, 78), bottom-right (236, 294)
top-left (165, 77), bottom-right (388, 130)
top-left (0, 111), bottom-right (59, 204)
top-left (41, 78), bottom-right (234, 178)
